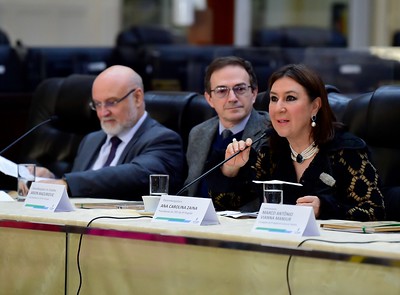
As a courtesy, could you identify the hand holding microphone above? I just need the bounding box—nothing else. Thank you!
[222,137,254,178]
[176,129,272,196]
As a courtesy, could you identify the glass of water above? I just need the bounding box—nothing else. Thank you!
[263,183,283,204]
[149,174,169,196]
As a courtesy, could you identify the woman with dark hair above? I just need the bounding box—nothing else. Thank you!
[210,64,385,221]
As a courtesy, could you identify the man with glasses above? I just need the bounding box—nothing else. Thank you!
[183,56,270,211]
[37,65,184,200]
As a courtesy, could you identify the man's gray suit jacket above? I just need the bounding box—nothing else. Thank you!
[185,109,270,198]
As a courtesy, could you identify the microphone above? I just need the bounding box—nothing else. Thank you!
[176,128,273,196]
[0,116,58,156]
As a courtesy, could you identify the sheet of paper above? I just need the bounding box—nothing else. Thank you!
[253,180,303,186]
[0,156,17,177]
[0,156,52,182]
[217,211,258,219]
[0,191,15,201]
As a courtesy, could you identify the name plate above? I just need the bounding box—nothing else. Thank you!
[24,182,75,212]
[152,195,219,225]
[252,203,319,236]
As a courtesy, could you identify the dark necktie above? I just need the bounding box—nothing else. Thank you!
[103,136,122,167]
[221,129,233,140]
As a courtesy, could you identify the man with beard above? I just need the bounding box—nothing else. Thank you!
[37,65,184,200]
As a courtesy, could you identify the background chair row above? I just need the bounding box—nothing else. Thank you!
[1,43,400,94]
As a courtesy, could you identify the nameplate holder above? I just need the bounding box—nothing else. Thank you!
[152,195,219,226]
[252,203,319,236]
[24,182,75,212]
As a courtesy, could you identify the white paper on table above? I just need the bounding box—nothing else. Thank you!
[253,180,303,186]
[217,211,258,218]
[0,156,49,181]
[18,164,33,178]
[0,156,18,177]
[0,191,15,201]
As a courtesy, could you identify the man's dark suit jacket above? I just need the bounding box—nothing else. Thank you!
[64,116,184,200]
[185,109,270,204]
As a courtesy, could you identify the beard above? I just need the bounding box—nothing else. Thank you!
[101,117,136,136]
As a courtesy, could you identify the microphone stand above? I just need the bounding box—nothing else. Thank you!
[0,117,55,155]
[176,130,271,196]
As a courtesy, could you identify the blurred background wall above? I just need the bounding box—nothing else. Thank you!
[0,0,399,48]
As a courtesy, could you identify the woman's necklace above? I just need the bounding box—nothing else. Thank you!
[289,141,319,164]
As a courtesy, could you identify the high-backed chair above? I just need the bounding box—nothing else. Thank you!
[342,85,400,220]
[0,45,24,92]
[144,91,215,150]
[19,74,98,177]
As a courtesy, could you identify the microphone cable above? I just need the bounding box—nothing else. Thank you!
[0,116,58,155]
[285,238,400,295]
[76,215,152,295]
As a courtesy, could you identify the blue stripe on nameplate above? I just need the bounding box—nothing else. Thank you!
[25,204,49,210]
[255,227,293,233]
[154,217,191,223]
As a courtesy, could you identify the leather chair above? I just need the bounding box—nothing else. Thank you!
[325,85,352,122]
[0,28,9,45]
[252,26,347,47]
[144,91,215,150]
[19,74,98,177]
[116,25,175,47]
[342,85,400,220]
[0,45,24,92]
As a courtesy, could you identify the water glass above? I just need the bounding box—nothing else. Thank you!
[263,183,283,204]
[17,163,36,202]
[149,174,169,196]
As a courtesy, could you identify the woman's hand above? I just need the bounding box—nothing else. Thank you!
[221,138,252,177]
[296,195,321,218]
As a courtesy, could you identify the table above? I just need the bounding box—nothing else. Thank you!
[1,199,400,295]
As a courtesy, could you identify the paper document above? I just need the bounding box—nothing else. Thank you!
[0,156,50,181]
[0,191,15,201]
[320,221,400,233]
[0,156,17,177]
[217,211,258,219]
[253,180,303,186]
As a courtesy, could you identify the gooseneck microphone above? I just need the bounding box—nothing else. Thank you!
[176,128,273,196]
[0,116,58,156]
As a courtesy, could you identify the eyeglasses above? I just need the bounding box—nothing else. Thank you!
[89,88,136,111]
[210,84,252,99]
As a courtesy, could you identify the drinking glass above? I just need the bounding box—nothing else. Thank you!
[17,163,36,202]
[149,174,169,196]
[263,183,283,204]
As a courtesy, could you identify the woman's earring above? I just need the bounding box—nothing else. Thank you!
[311,115,317,127]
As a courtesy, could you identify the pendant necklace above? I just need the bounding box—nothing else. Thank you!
[289,141,319,164]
